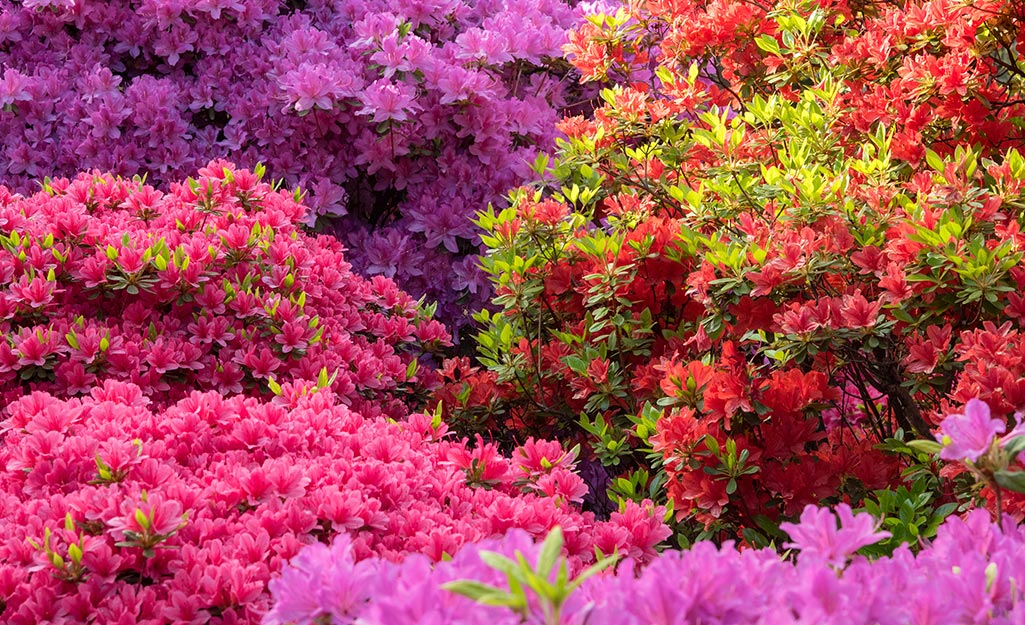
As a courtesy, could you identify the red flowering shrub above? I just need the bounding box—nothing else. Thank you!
[440,0,1025,542]
[565,0,1025,162]
[0,382,668,624]
[0,162,449,416]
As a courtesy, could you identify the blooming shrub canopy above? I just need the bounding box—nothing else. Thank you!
[268,505,1025,625]
[0,0,590,333]
[0,162,449,415]
[0,382,668,625]
[440,0,1025,542]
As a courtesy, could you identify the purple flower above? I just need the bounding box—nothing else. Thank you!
[937,399,1005,462]
[279,63,346,113]
[781,504,890,567]
[358,79,421,124]
[264,533,382,625]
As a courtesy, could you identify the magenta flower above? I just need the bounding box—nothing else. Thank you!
[937,399,1005,462]
[781,504,890,567]
[265,535,382,625]
[358,79,421,124]
[279,63,344,113]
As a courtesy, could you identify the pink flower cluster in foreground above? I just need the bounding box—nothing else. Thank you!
[0,383,668,624]
[0,162,449,415]
[270,506,1025,625]
[0,0,589,333]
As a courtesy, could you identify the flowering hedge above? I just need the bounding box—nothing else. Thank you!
[438,0,1025,541]
[0,0,589,333]
[0,162,449,415]
[0,382,668,624]
[268,505,1025,625]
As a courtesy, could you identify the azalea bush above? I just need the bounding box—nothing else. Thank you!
[268,505,1025,625]
[0,0,590,334]
[0,162,449,415]
[0,382,668,625]
[564,0,1025,159]
[438,0,1025,542]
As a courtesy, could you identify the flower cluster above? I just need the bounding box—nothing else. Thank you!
[269,506,1025,625]
[0,0,590,334]
[565,0,1025,162]
[0,163,449,415]
[927,399,1025,521]
[0,383,668,624]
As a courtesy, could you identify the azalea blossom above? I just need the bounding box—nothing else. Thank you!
[781,504,890,567]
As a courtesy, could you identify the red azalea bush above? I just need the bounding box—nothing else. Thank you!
[438,0,1025,542]
[0,0,592,334]
[0,162,449,415]
[565,0,1025,162]
[0,381,668,624]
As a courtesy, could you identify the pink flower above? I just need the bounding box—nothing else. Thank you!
[937,399,1009,463]
[107,495,187,543]
[781,504,890,567]
[15,330,57,367]
[265,534,382,625]
[274,321,309,354]
[8,274,58,309]
[357,79,421,124]
[279,63,346,113]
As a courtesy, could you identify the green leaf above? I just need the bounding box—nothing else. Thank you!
[906,439,943,455]
[994,469,1025,494]
[925,149,944,172]
[441,580,509,602]
[567,552,619,593]
[1002,435,1025,457]
[536,526,564,577]
[479,551,524,581]
[755,34,780,55]
[563,355,589,375]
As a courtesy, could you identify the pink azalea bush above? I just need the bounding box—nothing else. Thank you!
[0,162,449,415]
[0,382,668,624]
[0,0,590,333]
[269,506,1025,625]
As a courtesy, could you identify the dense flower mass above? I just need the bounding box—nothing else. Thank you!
[0,383,668,624]
[0,0,589,333]
[4,0,1025,622]
[444,0,1025,542]
[0,162,448,415]
[268,508,1025,625]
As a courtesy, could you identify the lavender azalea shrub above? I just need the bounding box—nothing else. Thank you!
[0,0,587,334]
[268,505,1025,625]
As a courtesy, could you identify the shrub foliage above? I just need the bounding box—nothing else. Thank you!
[0,162,448,415]
[439,0,1025,542]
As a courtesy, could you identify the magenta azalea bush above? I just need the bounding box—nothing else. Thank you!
[0,0,589,332]
[269,506,1025,625]
[0,162,448,415]
[0,382,668,624]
